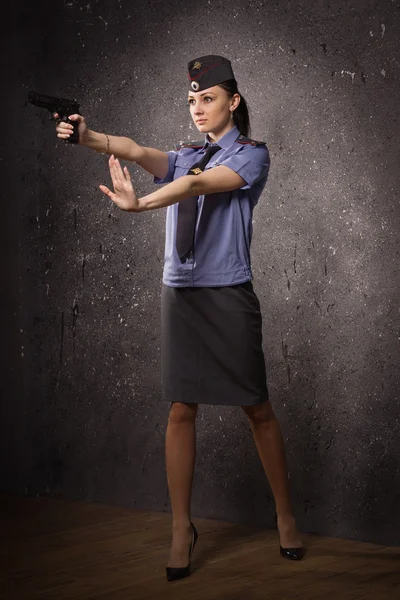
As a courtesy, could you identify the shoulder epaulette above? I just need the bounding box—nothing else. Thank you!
[174,140,204,151]
[236,134,266,147]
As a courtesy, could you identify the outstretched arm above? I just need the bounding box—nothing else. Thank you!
[55,114,170,180]
[137,165,247,211]
[81,131,170,180]
[99,155,246,212]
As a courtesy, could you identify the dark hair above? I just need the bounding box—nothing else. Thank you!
[218,79,251,137]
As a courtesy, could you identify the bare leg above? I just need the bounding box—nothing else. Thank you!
[165,401,198,567]
[242,400,303,548]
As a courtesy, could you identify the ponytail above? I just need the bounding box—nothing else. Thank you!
[218,79,251,137]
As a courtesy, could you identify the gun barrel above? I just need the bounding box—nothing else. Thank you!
[28,91,79,110]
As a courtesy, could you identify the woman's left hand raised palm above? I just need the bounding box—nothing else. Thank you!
[99,154,140,212]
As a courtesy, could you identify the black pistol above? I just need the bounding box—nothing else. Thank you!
[28,91,81,144]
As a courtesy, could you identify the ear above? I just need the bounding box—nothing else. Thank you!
[233,93,241,111]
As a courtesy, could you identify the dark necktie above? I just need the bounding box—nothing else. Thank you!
[176,144,221,262]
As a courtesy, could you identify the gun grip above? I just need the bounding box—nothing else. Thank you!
[58,115,79,144]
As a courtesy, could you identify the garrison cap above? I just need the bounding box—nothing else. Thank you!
[188,55,235,92]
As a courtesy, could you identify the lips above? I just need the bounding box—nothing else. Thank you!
[196,119,207,123]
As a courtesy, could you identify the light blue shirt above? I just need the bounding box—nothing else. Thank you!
[153,124,270,287]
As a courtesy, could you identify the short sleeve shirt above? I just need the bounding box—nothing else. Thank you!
[153,125,270,287]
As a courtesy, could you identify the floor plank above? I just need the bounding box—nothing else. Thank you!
[2,493,399,600]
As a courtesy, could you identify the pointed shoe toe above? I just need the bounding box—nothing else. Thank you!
[166,564,191,581]
[279,545,306,560]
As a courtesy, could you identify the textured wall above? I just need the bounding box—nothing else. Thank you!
[2,0,400,546]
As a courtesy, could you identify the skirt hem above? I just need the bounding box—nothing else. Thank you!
[162,392,269,406]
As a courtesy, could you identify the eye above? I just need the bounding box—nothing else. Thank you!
[186,97,213,106]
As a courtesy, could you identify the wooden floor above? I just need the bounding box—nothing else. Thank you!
[2,493,399,600]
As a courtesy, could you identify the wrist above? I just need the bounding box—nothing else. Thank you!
[81,129,103,150]
[132,199,146,213]
[126,199,146,213]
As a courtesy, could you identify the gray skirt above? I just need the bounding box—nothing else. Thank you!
[160,280,269,406]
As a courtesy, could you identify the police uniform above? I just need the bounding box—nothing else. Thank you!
[156,55,271,406]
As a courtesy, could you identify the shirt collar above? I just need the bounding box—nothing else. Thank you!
[203,124,240,150]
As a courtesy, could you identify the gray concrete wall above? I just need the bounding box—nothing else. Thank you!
[2,0,399,545]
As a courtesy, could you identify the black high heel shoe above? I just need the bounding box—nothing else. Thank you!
[166,521,198,582]
[274,512,306,560]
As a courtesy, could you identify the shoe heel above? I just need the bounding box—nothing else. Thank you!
[166,521,198,581]
[275,512,306,561]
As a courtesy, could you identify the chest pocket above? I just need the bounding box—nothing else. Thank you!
[173,155,194,179]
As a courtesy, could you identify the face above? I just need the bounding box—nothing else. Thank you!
[187,85,240,134]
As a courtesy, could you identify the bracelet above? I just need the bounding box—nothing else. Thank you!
[105,133,110,154]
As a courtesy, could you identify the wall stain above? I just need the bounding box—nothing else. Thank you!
[284,269,291,290]
[59,311,64,365]
[281,333,291,385]
[72,300,79,353]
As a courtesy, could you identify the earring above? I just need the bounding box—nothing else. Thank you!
[230,111,234,119]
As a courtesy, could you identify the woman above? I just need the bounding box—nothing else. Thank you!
[54,54,306,582]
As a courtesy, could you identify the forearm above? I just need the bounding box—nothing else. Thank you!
[82,131,169,179]
[135,175,195,212]
[81,129,141,161]
[134,146,171,179]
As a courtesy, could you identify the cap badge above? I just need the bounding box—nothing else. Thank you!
[191,80,200,91]
[192,61,202,70]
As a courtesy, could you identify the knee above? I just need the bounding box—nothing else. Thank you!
[242,400,276,428]
[168,402,198,426]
